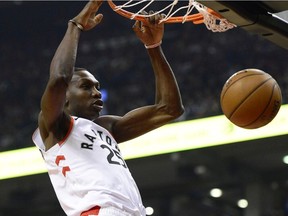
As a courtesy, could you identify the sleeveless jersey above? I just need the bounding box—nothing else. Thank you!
[32,117,146,216]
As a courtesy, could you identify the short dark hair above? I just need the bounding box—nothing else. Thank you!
[74,67,87,73]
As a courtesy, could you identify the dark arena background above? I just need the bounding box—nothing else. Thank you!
[0,1,288,216]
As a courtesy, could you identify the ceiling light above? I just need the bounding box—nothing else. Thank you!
[145,207,154,215]
[283,155,288,164]
[210,188,223,198]
[237,199,248,208]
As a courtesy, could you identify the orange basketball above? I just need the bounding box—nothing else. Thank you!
[220,69,282,129]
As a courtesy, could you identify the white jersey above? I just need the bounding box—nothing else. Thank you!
[32,117,146,216]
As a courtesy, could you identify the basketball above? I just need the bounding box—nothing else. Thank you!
[220,69,282,129]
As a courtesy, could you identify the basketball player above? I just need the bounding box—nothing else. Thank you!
[32,0,184,215]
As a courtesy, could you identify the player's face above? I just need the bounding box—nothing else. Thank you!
[66,70,103,120]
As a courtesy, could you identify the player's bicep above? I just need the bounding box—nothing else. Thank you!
[110,105,175,143]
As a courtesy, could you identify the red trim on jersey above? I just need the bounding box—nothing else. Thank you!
[55,155,66,165]
[55,155,71,177]
[81,206,101,216]
[59,117,74,145]
[62,166,71,177]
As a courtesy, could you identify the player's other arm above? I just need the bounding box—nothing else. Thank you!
[103,46,184,143]
[98,14,184,143]
[134,13,184,124]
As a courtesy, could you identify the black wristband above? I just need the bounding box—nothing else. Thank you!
[69,20,84,31]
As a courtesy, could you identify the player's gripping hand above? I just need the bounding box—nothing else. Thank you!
[132,11,165,47]
[71,0,103,31]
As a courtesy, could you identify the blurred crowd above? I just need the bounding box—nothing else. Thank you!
[0,2,287,152]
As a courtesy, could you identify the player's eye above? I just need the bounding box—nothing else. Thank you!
[80,84,90,89]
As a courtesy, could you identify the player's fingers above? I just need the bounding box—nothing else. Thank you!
[140,10,148,16]
[132,20,141,30]
[132,20,144,34]
[89,0,103,11]
[143,10,154,24]
[154,13,163,24]
[93,13,103,24]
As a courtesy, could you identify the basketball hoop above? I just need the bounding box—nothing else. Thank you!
[107,0,237,32]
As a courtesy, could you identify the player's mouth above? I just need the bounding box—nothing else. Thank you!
[92,100,103,110]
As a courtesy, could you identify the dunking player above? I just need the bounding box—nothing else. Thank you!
[32,0,184,215]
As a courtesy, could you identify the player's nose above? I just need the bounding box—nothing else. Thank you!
[92,87,102,98]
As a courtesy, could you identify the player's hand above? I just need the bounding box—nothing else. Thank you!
[72,0,103,31]
[132,11,164,47]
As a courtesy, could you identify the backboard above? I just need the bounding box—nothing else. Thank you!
[198,1,288,49]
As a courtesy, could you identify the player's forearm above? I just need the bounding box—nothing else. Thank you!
[147,46,184,117]
[49,22,81,84]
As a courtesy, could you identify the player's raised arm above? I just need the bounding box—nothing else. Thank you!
[101,13,184,143]
[39,0,103,146]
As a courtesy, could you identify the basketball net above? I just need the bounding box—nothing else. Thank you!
[107,0,237,32]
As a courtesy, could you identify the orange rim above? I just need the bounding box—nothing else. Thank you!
[107,0,222,24]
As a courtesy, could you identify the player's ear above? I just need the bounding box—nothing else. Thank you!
[65,91,70,107]
[64,99,71,115]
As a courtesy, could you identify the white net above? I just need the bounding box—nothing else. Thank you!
[109,0,237,32]
[193,2,237,32]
